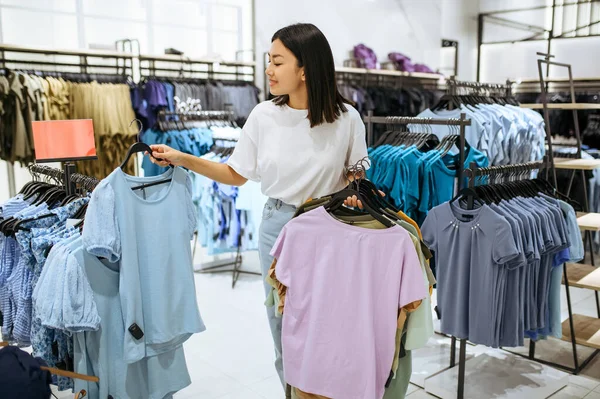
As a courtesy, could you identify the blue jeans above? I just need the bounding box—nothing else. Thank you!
[258,198,296,387]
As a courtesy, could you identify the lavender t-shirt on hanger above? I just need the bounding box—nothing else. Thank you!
[271,206,426,399]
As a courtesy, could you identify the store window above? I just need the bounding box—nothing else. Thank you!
[0,0,252,61]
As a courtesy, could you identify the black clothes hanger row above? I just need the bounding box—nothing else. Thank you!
[323,157,400,228]
[0,165,96,237]
[433,78,518,110]
[451,158,582,210]
[155,110,237,132]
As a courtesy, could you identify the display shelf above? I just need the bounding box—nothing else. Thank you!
[561,314,600,350]
[576,212,600,231]
[0,43,134,59]
[554,158,600,170]
[335,66,443,80]
[563,263,600,290]
[139,53,256,68]
[520,103,600,110]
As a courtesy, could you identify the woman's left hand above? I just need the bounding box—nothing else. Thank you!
[344,191,386,209]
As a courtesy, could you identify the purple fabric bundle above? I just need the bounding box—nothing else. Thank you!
[388,52,435,74]
[353,44,379,69]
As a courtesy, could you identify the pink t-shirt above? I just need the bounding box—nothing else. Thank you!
[271,206,426,399]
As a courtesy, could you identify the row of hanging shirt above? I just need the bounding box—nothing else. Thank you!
[266,175,434,399]
[367,128,489,225]
[142,117,263,255]
[0,70,139,178]
[337,81,439,117]
[421,177,583,348]
[0,178,91,391]
[415,95,546,165]
[191,140,264,255]
[1,161,206,397]
[131,78,260,130]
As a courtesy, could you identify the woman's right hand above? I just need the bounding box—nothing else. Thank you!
[148,144,187,167]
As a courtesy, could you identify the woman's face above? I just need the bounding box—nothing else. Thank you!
[266,39,305,97]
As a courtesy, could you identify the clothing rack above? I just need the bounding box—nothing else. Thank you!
[1,43,258,198]
[29,164,99,195]
[363,111,471,189]
[139,54,255,82]
[525,54,600,375]
[444,76,513,98]
[0,44,134,198]
[512,77,600,94]
[179,112,260,289]
[157,109,236,122]
[0,44,134,76]
[335,66,442,90]
[451,159,549,399]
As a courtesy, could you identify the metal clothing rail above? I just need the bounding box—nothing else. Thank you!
[139,54,255,82]
[452,158,549,399]
[445,76,513,98]
[518,53,600,375]
[363,112,472,189]
[0,43,134,76]
[512,77,600,93]
[181,111,260,289]
[29,164,99,195]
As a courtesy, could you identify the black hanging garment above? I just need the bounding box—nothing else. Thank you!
[0,346,52,399]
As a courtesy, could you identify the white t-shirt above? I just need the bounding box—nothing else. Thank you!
[227,100,369,207]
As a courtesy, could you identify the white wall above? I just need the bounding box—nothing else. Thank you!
[441,0,481,81]
[253,0,446,96]
[478,0,600,82]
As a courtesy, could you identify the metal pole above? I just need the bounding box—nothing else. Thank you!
[450,336,456,367]
[538,58,558,187]
[458,339,467,399]
[63,162,76,196]
[458,113,467,190]
[7,162,16,197]
[476,14,484,82]
[546,0,558,79]
[367,110,374,148]
[563,264,581,373]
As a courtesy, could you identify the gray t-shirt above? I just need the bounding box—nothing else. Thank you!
[422,202,519,345]
[490,203,527,347]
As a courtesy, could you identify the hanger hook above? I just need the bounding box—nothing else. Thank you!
[129,118,144,142]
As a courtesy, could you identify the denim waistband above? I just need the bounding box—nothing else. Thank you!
[266,198,296,211]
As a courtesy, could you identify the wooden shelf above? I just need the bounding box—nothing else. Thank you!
[577,212,600,231]
[520,103,600,110]
[554,158,600,170]
[563,263,600,290]
[562,314,600,350]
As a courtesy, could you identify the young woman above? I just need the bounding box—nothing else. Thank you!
[149,23,369,390]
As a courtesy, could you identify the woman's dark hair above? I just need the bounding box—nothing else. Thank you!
[271,23,349,128]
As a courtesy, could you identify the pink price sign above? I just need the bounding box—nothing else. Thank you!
[32,119,97,163]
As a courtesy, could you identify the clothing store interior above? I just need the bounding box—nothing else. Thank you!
[3,1,600,398]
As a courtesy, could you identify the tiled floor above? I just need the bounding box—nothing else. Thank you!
[49,250,600,398]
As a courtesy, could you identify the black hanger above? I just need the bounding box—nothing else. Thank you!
[449,186,482,207]
[120,119,171,170]
[325,187,394,228]
[33,186,66,207]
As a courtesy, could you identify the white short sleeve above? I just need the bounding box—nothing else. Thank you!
[345,108,370,169]
[227,107,260,182]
